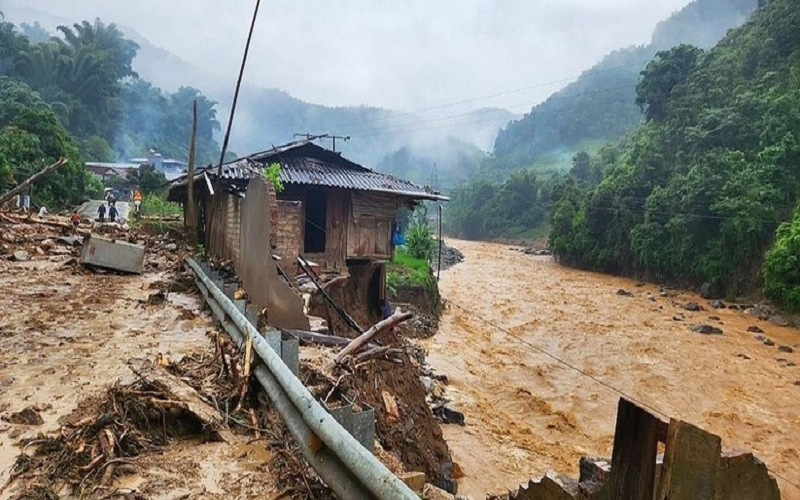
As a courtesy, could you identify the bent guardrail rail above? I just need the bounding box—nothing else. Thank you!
[186,257,417,500]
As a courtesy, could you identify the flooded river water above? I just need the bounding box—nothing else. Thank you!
[425,239,800,499]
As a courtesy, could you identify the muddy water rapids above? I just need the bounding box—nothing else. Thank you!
[425,239,800,499]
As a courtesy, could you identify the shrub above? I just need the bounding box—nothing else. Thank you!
[764,209,800,311]
[406,223,436,261]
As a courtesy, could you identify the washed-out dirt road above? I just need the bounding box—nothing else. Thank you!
[425,239,800,499]
[0,257,278,499]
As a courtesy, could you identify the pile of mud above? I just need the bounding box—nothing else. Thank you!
[307,264,457,492]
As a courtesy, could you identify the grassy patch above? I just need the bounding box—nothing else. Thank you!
[387,248,437,300]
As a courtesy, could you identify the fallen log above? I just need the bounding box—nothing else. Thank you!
[333,309,413,365]
[128,360,234,442]
[0,157,68,207]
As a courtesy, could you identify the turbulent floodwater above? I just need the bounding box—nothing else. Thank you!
[425,239,800,499]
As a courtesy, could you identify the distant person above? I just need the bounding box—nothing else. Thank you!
[37,206,48,219]
[70,211,81,235]
[97,203,107,222]
[133,189,143,214]
[108,204,118,223]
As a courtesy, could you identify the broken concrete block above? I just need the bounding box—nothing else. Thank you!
[423,483,456,500]
[80,234,144,274]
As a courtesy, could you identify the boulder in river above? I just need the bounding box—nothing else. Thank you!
[683,302,702,311]
[709,299,726,309]
[769,315,790,327]
[616,289,633,297]
[747,326,764,333]
[691,324,723,335]
[778,345,794,354]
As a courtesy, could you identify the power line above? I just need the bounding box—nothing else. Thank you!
[442,299,800,493]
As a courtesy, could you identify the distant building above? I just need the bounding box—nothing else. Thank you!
[129,150,187,181]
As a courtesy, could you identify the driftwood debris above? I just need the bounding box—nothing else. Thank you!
[333,309,413,365]
[0,157,68,207]
[354,346,403,364]
[128,360,234,442]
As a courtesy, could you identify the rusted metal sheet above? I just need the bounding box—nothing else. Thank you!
[237,177,309,330]
[80,234,144,274]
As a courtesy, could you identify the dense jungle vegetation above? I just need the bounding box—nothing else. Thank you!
[0,17,220,208]
[549,0,800,308]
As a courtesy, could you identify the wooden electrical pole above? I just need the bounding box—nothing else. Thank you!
[186,100,198,242]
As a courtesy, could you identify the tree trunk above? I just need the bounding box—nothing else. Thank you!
[0,158,68,207]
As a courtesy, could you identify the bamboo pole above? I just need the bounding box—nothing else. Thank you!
[333,309,413,365]
[186,100,198,242]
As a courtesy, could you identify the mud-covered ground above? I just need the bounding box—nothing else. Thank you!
[0,257,279,499]
[425,239,800,500]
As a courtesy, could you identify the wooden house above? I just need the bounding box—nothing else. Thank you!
[167,141,448,273]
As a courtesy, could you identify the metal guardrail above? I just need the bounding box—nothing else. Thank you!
[186,258,418,500]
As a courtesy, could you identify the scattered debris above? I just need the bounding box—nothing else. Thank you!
[616,289,633,297]
[11,250,29,262]
[2,407,44,426]
[691,324,723,335]
[432,405,466,426]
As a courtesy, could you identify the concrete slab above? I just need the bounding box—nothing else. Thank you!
[80,234,144,274]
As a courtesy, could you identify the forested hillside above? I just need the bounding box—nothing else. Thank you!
[0,17,221,208]
[550,0,800,308]
[491,0,757,173]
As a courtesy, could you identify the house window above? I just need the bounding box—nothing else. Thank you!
[304,188,327,253]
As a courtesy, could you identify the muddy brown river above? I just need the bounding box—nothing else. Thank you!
[425,240,800,499]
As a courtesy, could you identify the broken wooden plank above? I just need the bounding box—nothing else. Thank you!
[655,419,721,500]
[128,360,234,442]
[714,449,781,500]
[596,398,660,500]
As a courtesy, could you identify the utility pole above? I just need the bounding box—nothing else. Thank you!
[186,99,198,243]
[329,135,350,153]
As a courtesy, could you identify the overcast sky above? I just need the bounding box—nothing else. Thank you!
[3,0,692,112]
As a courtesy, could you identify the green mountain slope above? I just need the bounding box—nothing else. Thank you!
[492,0,758,173]
[550,0,800,305]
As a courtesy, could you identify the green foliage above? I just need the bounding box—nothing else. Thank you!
[550,0,800,297]
[636,45,705,121]
[262,162,284,193]
[444,171,559,240]
[491,0,757,174]
[405,223,436,261]
[140,193,182,217]
[126,164,168,196]
[764,208,800,311]
[387,248,437,299]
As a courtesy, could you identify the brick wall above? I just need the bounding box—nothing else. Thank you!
[275,200,303,264]
[225,194,241,264]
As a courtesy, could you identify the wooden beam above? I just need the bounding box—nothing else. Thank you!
[655,420,721,500]
[333,309,412,365]
[597,398,660,500]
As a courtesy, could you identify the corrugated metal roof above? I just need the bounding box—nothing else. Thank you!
[169,141,448,201]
